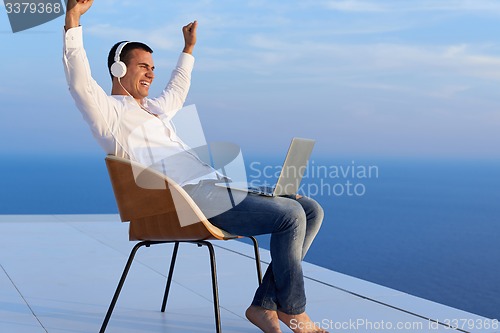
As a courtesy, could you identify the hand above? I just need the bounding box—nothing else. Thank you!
[182,21,198,54]
[65,0,94,30]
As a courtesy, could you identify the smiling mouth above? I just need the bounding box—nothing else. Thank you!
[140,80,150,87]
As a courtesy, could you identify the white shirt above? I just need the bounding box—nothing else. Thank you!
[63,26,218,186]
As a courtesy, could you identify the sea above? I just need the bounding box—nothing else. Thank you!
[1,153,499,320]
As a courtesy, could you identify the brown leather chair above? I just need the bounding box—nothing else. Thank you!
[100,155,262,333]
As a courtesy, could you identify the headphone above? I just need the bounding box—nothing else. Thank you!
[110,41,130,78]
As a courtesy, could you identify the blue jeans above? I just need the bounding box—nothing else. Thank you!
[183,180,324,315]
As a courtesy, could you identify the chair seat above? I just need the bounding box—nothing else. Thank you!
[129,213,239,241]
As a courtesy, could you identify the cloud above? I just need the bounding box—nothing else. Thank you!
[428,85,471,99]
[84,0,500,94]
[323,0,500,13]
[237,33,500,81]
[87,24,142,40]
[86,24,176,50]
[324,0,385,12]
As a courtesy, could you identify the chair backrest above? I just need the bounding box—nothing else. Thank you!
[105,155,235,241]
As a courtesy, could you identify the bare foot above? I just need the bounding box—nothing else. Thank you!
[277,311,328,333]
[246,305,282,333]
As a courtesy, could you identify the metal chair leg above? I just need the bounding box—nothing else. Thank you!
[101,238,255,333]
[197,240,222,333]
[160,240,221,333]
[248,236,263,284]
[99,241,149,333]
[161,241,179,312]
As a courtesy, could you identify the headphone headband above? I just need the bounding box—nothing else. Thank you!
[114,41,130,63]
[111,41,131,79]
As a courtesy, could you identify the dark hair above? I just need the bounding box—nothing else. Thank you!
[107,41,154,79]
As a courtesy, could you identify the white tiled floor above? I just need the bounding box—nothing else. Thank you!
[0,215,497,333]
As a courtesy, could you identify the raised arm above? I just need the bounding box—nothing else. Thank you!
[65,0,94,30]
[63,0,119,154]
[182,21,197,55]
[147,22,198,117]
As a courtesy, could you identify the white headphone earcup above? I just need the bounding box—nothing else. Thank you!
[111,61,127,78]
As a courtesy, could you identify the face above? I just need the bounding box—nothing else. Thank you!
[119,49,155,101]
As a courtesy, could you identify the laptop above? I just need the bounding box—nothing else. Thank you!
[215,137,315,196]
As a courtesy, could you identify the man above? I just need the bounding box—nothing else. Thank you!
[63,1,326,332]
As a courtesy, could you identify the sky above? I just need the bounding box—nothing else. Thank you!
[1,0,499,159]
